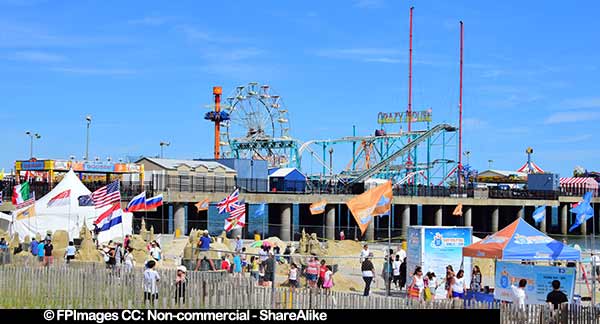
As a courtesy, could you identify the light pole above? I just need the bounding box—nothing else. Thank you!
[463,151,471,165]
[85,116,92,160]
[488,159,494,169]
[328,147,333,178]
[160,141,170,159]
[25,131,41,158]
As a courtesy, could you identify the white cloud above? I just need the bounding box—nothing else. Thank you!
[202,47,265,62]
[49,67,136,75]
[561,97,600,109]
[547,134,593,144]
[10,50,65,62]
[544,111,600,124]
[176,25,244,44]
[128,16,172,26]
[353,0,384,9]
[316,48,402,64]
[364,57,402,64]
[462,118,489,130]
[0,21,130,48]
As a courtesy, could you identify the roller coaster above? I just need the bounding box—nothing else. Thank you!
[204,82,459,187]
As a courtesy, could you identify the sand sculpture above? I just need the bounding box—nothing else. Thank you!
[298,229,327,256]
[76,224,103,262]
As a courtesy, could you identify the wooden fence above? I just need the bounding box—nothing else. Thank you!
[0,264,598,323]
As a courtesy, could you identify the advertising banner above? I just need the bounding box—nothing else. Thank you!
[494,261,576,304]
[422,227,472,298]
[21,161,45,170]
[83,161,114,172]
[53,160,70,170]
[406,227,423,290]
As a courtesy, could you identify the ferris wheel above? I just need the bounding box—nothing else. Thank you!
[219,82,294,167]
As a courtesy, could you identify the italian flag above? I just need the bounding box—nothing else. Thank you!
[12,182,30,205]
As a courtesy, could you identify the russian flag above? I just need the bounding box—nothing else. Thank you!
[125,191,146,212]
[146,194,163,210]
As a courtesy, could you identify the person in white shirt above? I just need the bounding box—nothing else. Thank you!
[149,241,161,261]
[143,260,161,304]
[395,245,407,263]
[451,269,467,299]
[64,241,76,264]
[124,247,135,273]
[359,244,370,264]
[258,246,269,262]
[511,279,527,308]
[392,254,402,290]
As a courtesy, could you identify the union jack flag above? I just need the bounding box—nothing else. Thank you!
[91,180,121,209]
[224,201,246,232]
[229,201,246,218]
[217,188,239,214]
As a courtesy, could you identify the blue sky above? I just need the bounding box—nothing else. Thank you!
[1,0,599,177]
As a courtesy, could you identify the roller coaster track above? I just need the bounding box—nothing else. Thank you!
[346,123,457,186]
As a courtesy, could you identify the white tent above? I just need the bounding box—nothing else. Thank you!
[10,170,132,241]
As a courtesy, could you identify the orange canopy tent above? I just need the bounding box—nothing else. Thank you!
[463,218,580,261]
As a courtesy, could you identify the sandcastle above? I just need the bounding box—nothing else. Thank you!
[76,224,103,262]
[298,229,327,256]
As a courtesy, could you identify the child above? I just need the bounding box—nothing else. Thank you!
[232,253,243,278]
[221,255,231,272]
[241,247,248,271]
[143,260,160,305]
[392,255,402,290]
[175,265,187,304]
[289,263,299,291]
[323,265,334,293]
[258,262,266,286]
[250,256,260,281]
[124,247,134,273]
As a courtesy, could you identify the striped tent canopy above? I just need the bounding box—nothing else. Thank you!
[560,177,598,196]
[516,161,544,174]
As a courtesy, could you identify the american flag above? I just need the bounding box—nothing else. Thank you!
[217,188,239,214]
[91,180,121,209]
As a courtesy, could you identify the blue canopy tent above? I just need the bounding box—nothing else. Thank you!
[268,168,306,193]
[463,217,580,261]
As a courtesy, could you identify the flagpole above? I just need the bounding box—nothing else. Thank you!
[387,213,391,297]
[68,194,72,242]
[592,200,596,307]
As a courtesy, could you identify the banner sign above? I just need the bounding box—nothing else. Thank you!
[406,227,423,292]
[494,261,576,304]
[407,226,472,299]
[53,160,70,170]
[83,161,114,172]
[423,227,472,298]
[20,161,45,170]
[377,109,432,124]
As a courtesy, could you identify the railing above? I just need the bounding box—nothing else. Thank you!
[1,178,596,202]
